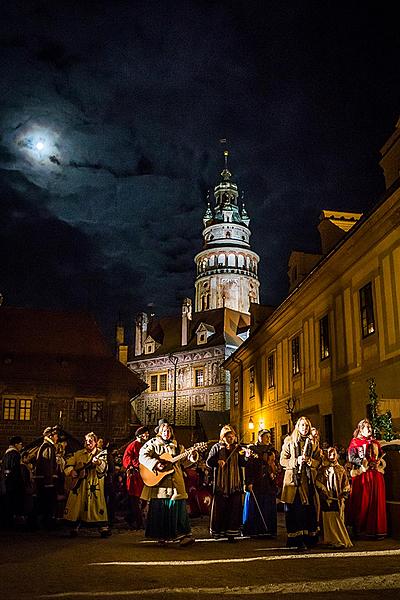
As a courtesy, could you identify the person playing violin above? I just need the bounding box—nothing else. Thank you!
[243,429,279,538]
[206,424,249,543]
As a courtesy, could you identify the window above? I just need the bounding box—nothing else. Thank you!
[76,400,104,423]
[2,397,32,421]
[150,375,158,392]
[3,398,16,420]
[19,399,32,421]
[76,401,90,422]
[359,282,375,338]
[291,336,300,375]
[319,315,330,360]
[91,402,104,423]
[269,427,276,448]
[195,368,204,387]
[267,354,275,388]
[234,378,239,405]
[249,366,255,398]
[159,373,167,391]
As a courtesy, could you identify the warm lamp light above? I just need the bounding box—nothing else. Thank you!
[248,416,254,430]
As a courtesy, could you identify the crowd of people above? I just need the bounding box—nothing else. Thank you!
[0,415,388,549]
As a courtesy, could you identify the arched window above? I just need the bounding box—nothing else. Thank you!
[218,253,225,266]
[238,255,245,268]
[228,254,235,267]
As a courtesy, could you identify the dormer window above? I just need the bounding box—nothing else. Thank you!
[144,336,156,354]
[196,322,216,345]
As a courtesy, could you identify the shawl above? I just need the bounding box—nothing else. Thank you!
[216,445,242,497]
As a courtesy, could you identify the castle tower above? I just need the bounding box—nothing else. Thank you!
[194,150,260,313]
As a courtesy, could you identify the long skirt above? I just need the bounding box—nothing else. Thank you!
[285,490,318,548]
[348,470,386,537]
[322,508,353,548]
[145,498,191,540]
[242,491,277,536]
[210,491,243,538]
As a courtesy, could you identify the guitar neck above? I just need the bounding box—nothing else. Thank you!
[170,447,194,464]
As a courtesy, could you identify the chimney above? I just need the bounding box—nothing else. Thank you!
[181,298,192,346]
[134,312,148,356]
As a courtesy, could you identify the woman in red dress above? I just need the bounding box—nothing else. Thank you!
[347,418,387,538]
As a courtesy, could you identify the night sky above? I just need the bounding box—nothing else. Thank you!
[1,1,399,344]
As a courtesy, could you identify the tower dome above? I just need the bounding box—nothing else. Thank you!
[194,150,260,313]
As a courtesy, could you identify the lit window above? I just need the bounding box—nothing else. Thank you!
[234,378,239,405]
[159,373,167,391]
[320,315,330,360]
[150,375,158,392]
[249,366,255,397]
[19,399,32,421]
[359,282,375,338]
[195,368,204,387]
[291,336,300,375]
[3,398,16,420]
[267,355,275,388]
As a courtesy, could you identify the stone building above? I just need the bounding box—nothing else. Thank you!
[127,152,265,442]
[0,307,146,452]
[224,119,400,449]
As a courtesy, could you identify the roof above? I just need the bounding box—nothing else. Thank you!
[131,307,251,360]
[0,307,147,394]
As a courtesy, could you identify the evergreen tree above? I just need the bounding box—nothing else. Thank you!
[368,377,395,441]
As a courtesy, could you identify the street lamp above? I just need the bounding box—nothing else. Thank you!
[248,416,255,442]
[168,354,179,425]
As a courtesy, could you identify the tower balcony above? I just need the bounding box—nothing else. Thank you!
[195,266,259,280]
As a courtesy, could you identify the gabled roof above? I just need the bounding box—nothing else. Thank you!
[0,307,147,394]
[131,307,251,360]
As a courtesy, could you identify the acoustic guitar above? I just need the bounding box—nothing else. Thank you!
[65,449,108,492]
[140,442,208,487]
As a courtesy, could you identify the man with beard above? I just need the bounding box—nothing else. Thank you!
[64,432,110,538]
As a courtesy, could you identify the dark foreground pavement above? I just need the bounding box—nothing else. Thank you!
[1,514,400,600]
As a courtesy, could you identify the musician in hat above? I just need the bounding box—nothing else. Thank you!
[64,432,110,537]
[35,426,59,529]
[280,416,320,550]
[139,419,198,547]
[243,429,279,538]
[122,426,150,529]
[206,424,249,543]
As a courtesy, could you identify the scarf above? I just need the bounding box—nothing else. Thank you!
[216,444,242,496]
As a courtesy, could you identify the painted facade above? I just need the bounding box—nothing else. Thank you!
[225,121,400,449]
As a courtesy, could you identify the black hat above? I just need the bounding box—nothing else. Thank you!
[135,426,149,438]
[10,435,23,446]
[43,425,59,437]
[154,418,171,434]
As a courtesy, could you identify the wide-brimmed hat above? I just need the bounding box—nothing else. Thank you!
[43,425,59,437]
[155,419,172,434]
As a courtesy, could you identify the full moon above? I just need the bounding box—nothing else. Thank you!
[36,141,44,151]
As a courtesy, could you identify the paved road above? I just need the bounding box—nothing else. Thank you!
[1,515,400,600]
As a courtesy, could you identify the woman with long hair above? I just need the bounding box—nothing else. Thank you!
[206,425,248,543]
[347,418,386,538]
[280,416,320,550]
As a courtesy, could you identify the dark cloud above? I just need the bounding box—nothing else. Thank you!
[0,0,399,343]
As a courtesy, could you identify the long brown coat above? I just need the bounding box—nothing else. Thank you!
[280,435,321,504]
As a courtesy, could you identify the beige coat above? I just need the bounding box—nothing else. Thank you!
[280,435,321,504]
[139,436,195,501]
